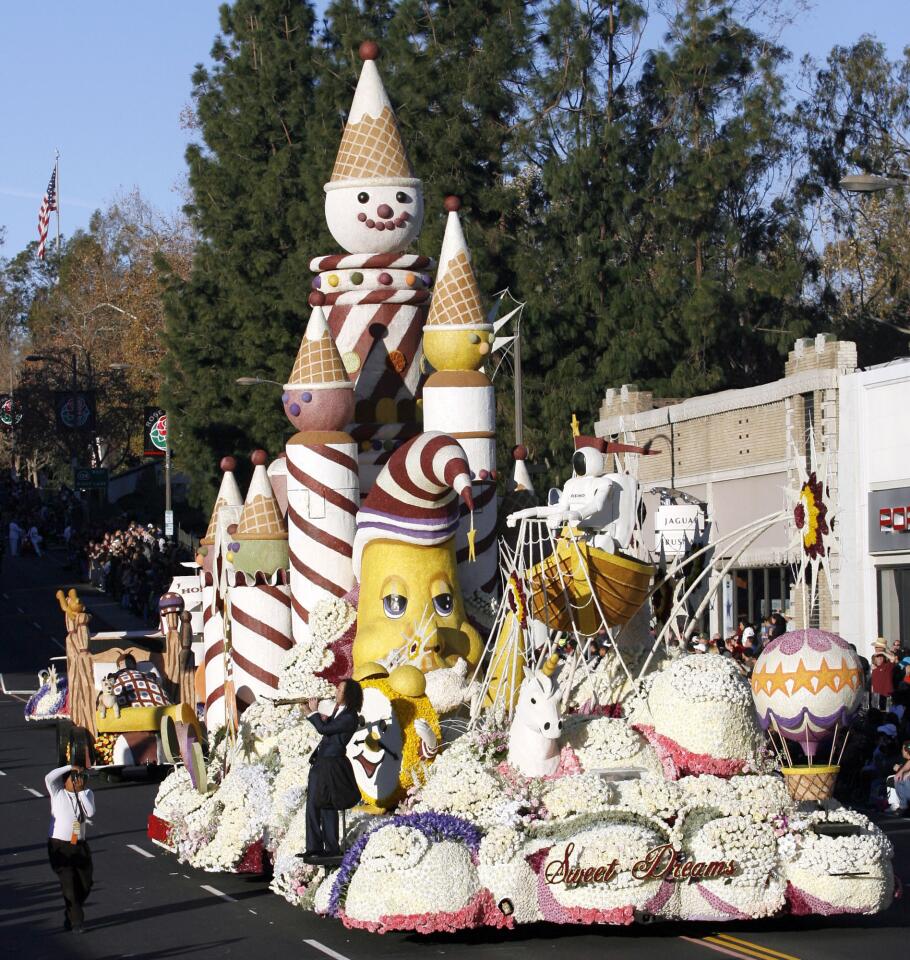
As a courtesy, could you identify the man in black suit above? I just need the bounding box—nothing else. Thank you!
[304,679,363,861]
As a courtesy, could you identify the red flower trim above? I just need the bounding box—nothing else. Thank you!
[339,888,513,934]
[633,724,746,780]
[785,882,866,917]
[536,866,636,925]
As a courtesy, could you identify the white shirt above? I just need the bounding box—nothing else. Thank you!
[46,766,95,842]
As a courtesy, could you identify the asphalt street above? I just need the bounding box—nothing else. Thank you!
[1,551,908,960]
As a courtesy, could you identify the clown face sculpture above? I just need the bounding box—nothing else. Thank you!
[325,181,424,255]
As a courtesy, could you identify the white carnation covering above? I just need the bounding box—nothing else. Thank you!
[344,827,481,922]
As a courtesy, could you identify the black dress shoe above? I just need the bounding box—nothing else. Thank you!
[63,916,72,932]
[301,852,323,864]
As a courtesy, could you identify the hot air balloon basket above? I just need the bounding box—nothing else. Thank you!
[781,765,839,803]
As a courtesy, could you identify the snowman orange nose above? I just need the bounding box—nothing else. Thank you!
[377,203,393,219]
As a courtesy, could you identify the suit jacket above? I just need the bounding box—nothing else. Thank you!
[307,707,358,759]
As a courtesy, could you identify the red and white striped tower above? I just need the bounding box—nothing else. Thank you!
[283,305,358,644]
[314,41,432,494]
[226,450,292,709]
[198,457,242,733]
[421,199,498,597]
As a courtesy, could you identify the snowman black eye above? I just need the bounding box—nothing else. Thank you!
[357,191,370,204]
[396,191,412,204]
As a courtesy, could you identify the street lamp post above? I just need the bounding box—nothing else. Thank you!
[839,173,906,193]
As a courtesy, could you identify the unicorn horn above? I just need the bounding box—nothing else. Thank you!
[540,653,560,677]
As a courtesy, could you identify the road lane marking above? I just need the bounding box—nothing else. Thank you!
[304,940,354,960]
[680,938,754,960]
[32,621,43,630]
[16,607,25,614]
[712,935,800,960]
[0,770,6,775]
[201,884,237,902]
[126,844,154,858]
[24,787,43,797]
[248,909,257,915]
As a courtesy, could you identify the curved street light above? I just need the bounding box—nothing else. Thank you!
[839,173,906,193]
[235,376,281,386]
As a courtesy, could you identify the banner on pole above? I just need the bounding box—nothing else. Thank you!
[144,407,167,457]
[0,395,23,429]
[54,391,95,431]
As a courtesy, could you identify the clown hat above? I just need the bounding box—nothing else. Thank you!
[425,197,488,329]
[201,456,243,545]
[511,445,535,494]
[354,431,474,576]
[326,42,417,190]
[235,450,287,541]
[286,305,351,388]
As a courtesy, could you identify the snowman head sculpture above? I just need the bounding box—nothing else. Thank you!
[324,42,424,255]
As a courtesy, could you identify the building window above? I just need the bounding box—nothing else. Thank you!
[877,566,910,651]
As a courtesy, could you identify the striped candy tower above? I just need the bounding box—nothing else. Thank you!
[315,41,432,494]
[421,198,499,597]
[283,305,358,644]
[198,457,242,733]
[225,450,292,709]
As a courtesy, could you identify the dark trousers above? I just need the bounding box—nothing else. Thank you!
[305,792,340,856]
[48,838,93,927]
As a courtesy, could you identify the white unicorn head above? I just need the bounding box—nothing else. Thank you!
[507,654,564,777]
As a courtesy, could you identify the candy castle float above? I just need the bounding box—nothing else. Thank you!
[150,43,896,932]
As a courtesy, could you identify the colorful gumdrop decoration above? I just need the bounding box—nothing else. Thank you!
[751,628,864,801]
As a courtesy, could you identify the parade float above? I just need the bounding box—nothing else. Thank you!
[144,43,895,932]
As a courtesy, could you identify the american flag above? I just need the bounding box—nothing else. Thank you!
[37,167,57,260]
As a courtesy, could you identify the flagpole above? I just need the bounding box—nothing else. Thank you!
[54,150,61,266]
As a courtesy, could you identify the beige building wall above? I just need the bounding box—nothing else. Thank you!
[595,335,858,635]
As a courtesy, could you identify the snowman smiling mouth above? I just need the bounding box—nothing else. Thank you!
[357,210,412,231]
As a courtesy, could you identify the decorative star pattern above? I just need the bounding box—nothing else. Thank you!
[751,657,862,697]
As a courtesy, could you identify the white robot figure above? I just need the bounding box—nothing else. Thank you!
[507,437,655,554]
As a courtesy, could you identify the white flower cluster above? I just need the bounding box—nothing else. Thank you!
[686,815,779,886]
[153,766,206,824]
[548,823,666,911]
[309,596,356,645]
[676,775,793,822]
[543,774,615,819]
[423,659,475,715]
[614,776,682,821]
[358,825,430,874]
[629,655,764,761]
[780,807,894,914]
[412,750,503,827]
[478,825,525,867]
[564,717,662,775]
[277,638,335,700]
[189,762,273,872]
[345,835,480,923]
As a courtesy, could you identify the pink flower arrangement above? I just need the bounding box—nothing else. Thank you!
[536,869,635,925]
[785,883,864,917]
[633,724,745,780]
[339,889,513,934]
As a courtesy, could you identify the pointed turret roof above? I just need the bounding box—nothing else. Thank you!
[426,197,487,328]
[235,451,287,541]
[200,457,243,545]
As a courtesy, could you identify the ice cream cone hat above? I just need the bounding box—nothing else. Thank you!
[235,450,287,541]
[286,305,351,389]
[326,41,418,191]
[425,197,489,329]
[201,456,243,546]
[353,432,475,577]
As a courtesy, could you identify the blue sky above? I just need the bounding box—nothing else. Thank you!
[1,1,908,257]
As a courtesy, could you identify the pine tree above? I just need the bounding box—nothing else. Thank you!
[160,0,325,508]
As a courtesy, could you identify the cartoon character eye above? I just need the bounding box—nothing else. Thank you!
[432,592,454,617]
[383,593,407,619]
[396,191,412,204]
[357,191,370,204]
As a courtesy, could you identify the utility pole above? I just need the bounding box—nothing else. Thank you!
[164,417,173,541]
[514,317,524,448]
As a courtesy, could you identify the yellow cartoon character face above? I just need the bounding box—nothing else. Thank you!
[354,539,483,672]
[423,325,493,372]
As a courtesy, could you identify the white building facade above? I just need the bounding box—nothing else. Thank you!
[838,357,910,654]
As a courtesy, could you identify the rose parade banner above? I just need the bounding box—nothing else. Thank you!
[144,407,167,457]
[54,390,95,432]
